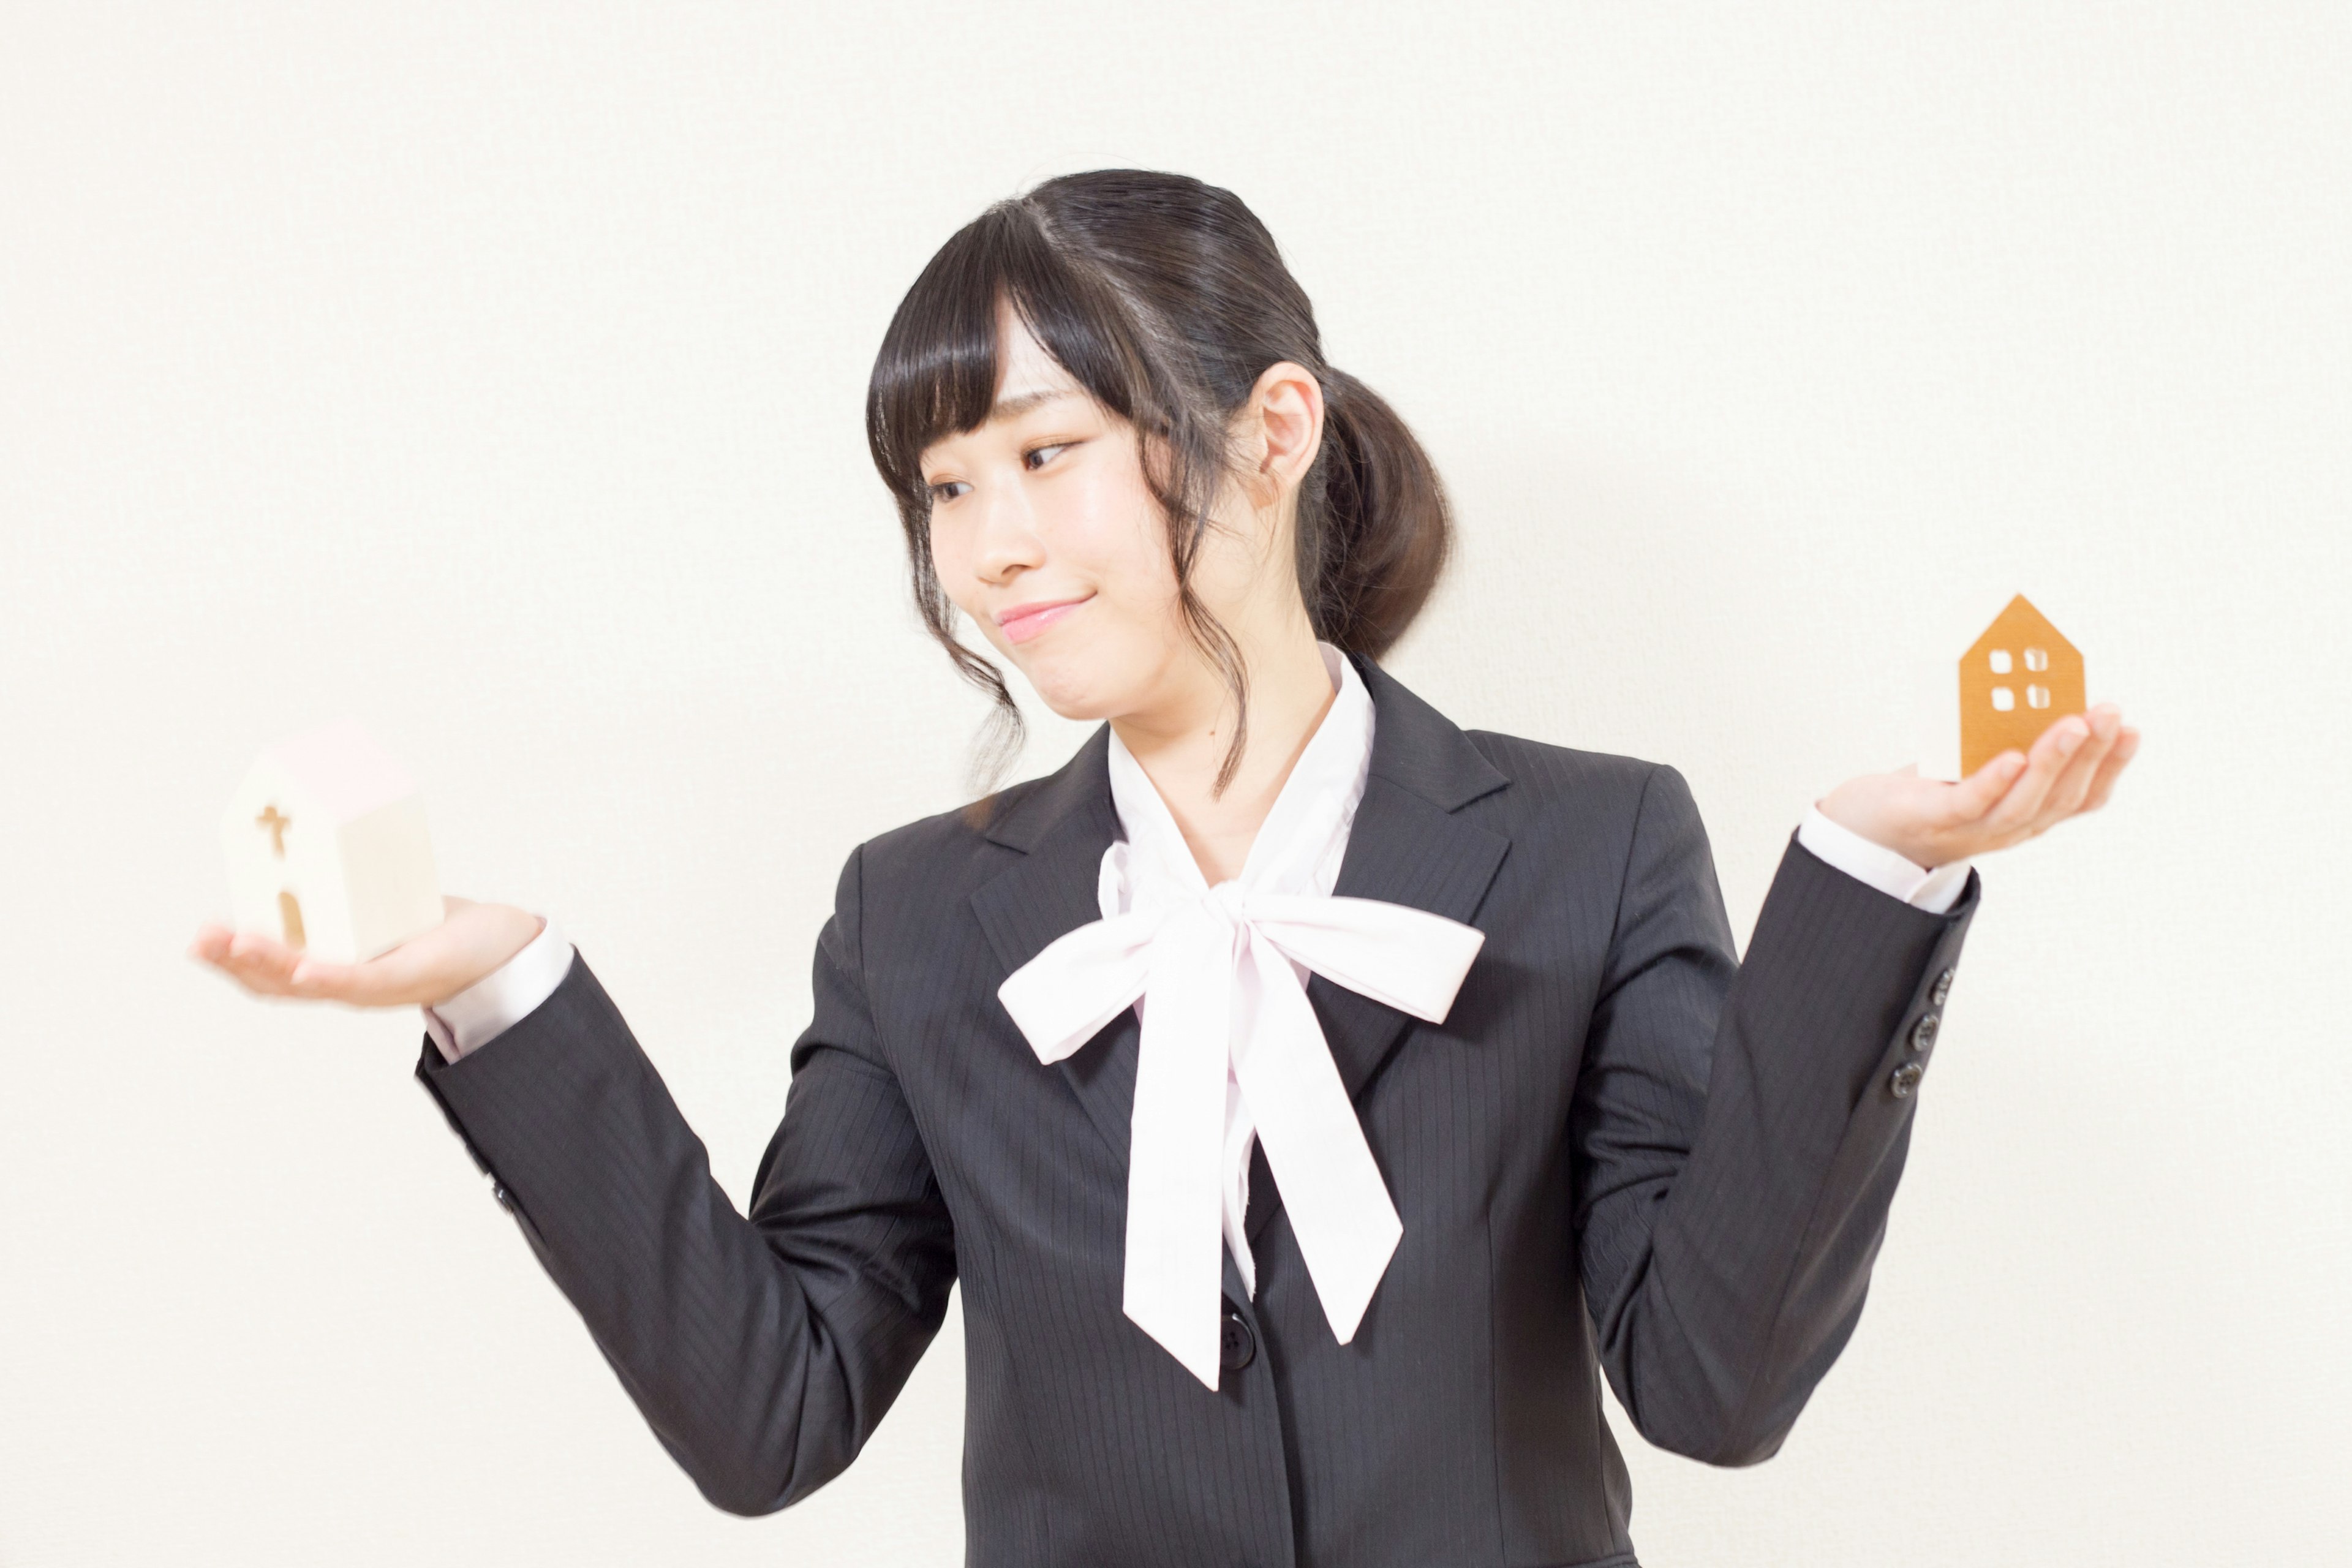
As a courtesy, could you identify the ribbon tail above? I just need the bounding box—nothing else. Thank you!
[997,908,1162,1064]
[1232,926,1401,1347]
[1120,904,1232,1389]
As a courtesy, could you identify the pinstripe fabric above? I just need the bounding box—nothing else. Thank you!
[413,652,1981,1567]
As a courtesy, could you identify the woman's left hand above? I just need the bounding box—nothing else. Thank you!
[1815,703,2141,870]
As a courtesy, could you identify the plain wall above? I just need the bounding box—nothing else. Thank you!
[3,3,2345,1562]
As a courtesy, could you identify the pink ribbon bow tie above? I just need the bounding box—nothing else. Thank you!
[998,880,1486,1389]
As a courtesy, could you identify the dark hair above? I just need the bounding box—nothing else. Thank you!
[865,168,1452,797]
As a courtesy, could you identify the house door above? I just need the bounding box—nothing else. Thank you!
[278,890,307,949]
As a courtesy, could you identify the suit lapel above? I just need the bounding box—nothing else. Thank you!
[1249,654,1511,1240]
[1311,773,1512,1100]
[966,656,1514,1239]
[968,726,1141,1166]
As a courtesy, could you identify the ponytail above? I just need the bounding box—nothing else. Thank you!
[1297,367,1453,659]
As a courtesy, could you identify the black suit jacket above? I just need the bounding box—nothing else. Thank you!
[415,651,1980,1568]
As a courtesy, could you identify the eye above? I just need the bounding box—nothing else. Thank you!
[1024,442,1072,470]
[926,478,969,505]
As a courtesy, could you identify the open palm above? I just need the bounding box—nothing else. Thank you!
[1817,703,2140,870]
[187,895,543,1010]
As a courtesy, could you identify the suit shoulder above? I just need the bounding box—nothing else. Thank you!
[1455,729,1709,878]
[1460,728,1666,816]
[848,775,1039,900]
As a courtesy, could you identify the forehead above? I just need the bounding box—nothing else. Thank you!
[992,296,1080,401]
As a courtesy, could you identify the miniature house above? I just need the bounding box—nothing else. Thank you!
[219,717,444,963]
[1958,594,2087,777]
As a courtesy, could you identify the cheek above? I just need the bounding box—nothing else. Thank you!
[1050,464,1178,617]
[1003,470,1185,715]
[926,526,982,617]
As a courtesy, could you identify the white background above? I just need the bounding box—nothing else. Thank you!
[4,4,2345,1563]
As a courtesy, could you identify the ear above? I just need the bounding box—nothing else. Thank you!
[1238,360,1325,511]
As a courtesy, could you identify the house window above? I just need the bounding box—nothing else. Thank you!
[1991,687,2015,711]
[2027,685,2051,709]
[2024,647,2048,671]
[1989,649,2013,674]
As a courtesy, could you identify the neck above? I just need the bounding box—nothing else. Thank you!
[1109,614,1337,885]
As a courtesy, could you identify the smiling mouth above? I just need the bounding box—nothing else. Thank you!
[997,595,1093,644]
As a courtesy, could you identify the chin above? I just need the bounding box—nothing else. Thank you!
[1013,646,1132,723]
[1026,673,1117,722]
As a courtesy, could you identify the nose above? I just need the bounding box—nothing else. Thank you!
[971,480,1046,586]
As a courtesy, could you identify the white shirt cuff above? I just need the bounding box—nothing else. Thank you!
[421,915,575,1063]
[1796,805,1973,915]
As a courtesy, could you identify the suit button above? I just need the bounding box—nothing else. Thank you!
[491,1180,515,1213]
[1889,1060,1926,1099]
[1910,1014,1939,1053]
[1219,1312,1256,1371]
[1930,967,1954,1008]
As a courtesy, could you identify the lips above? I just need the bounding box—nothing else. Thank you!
[996,594,1092,644]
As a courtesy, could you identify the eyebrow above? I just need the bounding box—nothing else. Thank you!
[983,388,1080,425]
[922,389,1085,479]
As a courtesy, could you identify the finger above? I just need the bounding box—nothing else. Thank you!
[1947,750,2031,823]
[226,929,301,978]
[221,954,300,997]
[205,919,458,1006]
[2076,725,2140,813]
[220,930,315,997]
[283,954,365,1000]
[202,947,294,998]
[317,943,442,1008]
[2033,706,2122,827]
[290,933,461,1005]
[1985,714,2090,835]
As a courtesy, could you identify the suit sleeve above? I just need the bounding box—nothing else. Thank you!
[1570,763,1978,1466]
[410,843,958,1514]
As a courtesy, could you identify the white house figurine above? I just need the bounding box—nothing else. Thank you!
[219,717,445,963]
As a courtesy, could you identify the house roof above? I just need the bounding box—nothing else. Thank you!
[258,717,420,822]
[1966,592,2076,657]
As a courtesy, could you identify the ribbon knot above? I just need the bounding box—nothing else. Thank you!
[1207,880,1251,926]
[998,874,1485,1389]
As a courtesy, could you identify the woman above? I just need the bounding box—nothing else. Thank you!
[192,170,2138,1567]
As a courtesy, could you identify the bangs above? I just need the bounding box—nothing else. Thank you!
[865,202,1170,513]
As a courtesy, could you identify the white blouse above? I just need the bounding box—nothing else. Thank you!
[1094,643,1377,1309]
[989,644,1493,1384]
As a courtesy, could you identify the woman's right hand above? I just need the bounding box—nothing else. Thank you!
[187,895,545,1011]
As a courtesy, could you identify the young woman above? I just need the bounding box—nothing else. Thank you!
[192,169,2138,1567]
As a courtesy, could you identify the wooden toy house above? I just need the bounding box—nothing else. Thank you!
[1959,594,2086,776]
[218,717,443,963]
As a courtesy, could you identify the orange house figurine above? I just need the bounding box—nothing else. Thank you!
[1959,594,2086,777]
